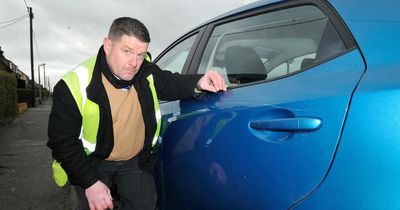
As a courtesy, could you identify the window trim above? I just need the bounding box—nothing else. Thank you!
[154,26,207,75]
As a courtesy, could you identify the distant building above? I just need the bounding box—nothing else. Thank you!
[0,46,29,88]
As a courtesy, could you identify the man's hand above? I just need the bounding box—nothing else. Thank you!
[85,181,114,210]
[197,70,227,93]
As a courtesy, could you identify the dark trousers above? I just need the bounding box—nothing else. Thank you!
[75,156,157,210]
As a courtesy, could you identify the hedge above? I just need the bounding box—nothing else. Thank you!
[17,86,49,107]
[0,71,17,125]
[17,88,33,105]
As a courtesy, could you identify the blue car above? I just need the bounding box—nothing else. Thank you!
[153,0,400,209]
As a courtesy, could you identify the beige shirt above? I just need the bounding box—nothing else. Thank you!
[102,74,145,161]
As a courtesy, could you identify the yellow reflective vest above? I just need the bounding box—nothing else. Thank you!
[52,54,160,187]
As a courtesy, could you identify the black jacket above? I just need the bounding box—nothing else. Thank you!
[47,47,202,188]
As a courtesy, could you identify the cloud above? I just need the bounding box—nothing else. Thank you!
[0,0,257,90]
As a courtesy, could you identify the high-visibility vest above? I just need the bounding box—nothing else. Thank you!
[52,54,161,187]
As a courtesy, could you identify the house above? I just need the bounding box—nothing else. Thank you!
[0,46,29,88]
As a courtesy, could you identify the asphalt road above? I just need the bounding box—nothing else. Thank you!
[0,98,77,210]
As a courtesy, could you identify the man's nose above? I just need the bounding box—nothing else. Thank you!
[128,56,138,68]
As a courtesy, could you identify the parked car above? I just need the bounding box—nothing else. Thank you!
[153,0,400,209]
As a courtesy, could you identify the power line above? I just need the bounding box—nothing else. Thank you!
[0,15,29,30]
[0,15,29,24]
[24,0,29,9]
[33,31,43,62]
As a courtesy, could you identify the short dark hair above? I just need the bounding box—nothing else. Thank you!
[108,17,150,43]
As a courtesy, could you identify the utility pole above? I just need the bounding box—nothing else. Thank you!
[47,76,51,93]
[29,7,35,107]
[37,64,42,104]
[38,63,45,103]
[42,63,46,89]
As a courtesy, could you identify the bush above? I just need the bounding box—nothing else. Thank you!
[17,88,40,107]
[17,86,50,106]
[0,71,17,125]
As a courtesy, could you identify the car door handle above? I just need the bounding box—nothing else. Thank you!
[249,117,322,132]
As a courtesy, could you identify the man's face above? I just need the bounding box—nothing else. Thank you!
[103,35,149,81]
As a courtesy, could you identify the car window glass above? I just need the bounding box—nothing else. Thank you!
[198,5,346,86]
[156,34,198,74]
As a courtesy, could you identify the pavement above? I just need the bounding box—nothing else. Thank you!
[0,98,77,210]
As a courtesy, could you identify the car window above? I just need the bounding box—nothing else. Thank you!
[198,5,346,86]
[156,34,198,74]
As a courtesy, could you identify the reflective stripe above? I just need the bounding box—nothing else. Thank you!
[156,109,161,123]
[62,71,83,113]
[81,138,96,152]
[62,57,99,154]
[73,65,89,113]
[79,57,98,154]
[81,99,99,153]
[146,75,161,148]
[73,66,90,151]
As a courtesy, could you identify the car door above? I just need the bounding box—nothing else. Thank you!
[156,1,365,209]
[152,29,209,209]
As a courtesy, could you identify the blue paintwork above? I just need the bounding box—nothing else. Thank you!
[295,64,400,209]
[296,1,400,209]
[293,0,400,209]
[328,0,400,69]
[158,50,365,209]
[154,0,400,209]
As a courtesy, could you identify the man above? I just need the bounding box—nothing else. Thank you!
[47,17,226,210]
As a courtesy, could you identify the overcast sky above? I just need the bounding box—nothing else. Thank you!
[0,0,258,90]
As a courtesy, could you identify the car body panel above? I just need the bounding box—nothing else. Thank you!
[153,0,400,209]
[295,63,400,209]
[158,49,365,209]
[327,0,400,69]
[291,0,400,208]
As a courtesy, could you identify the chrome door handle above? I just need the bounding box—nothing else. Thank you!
[249,117,322,132]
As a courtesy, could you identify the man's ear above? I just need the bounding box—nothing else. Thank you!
[103,37,111,55]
